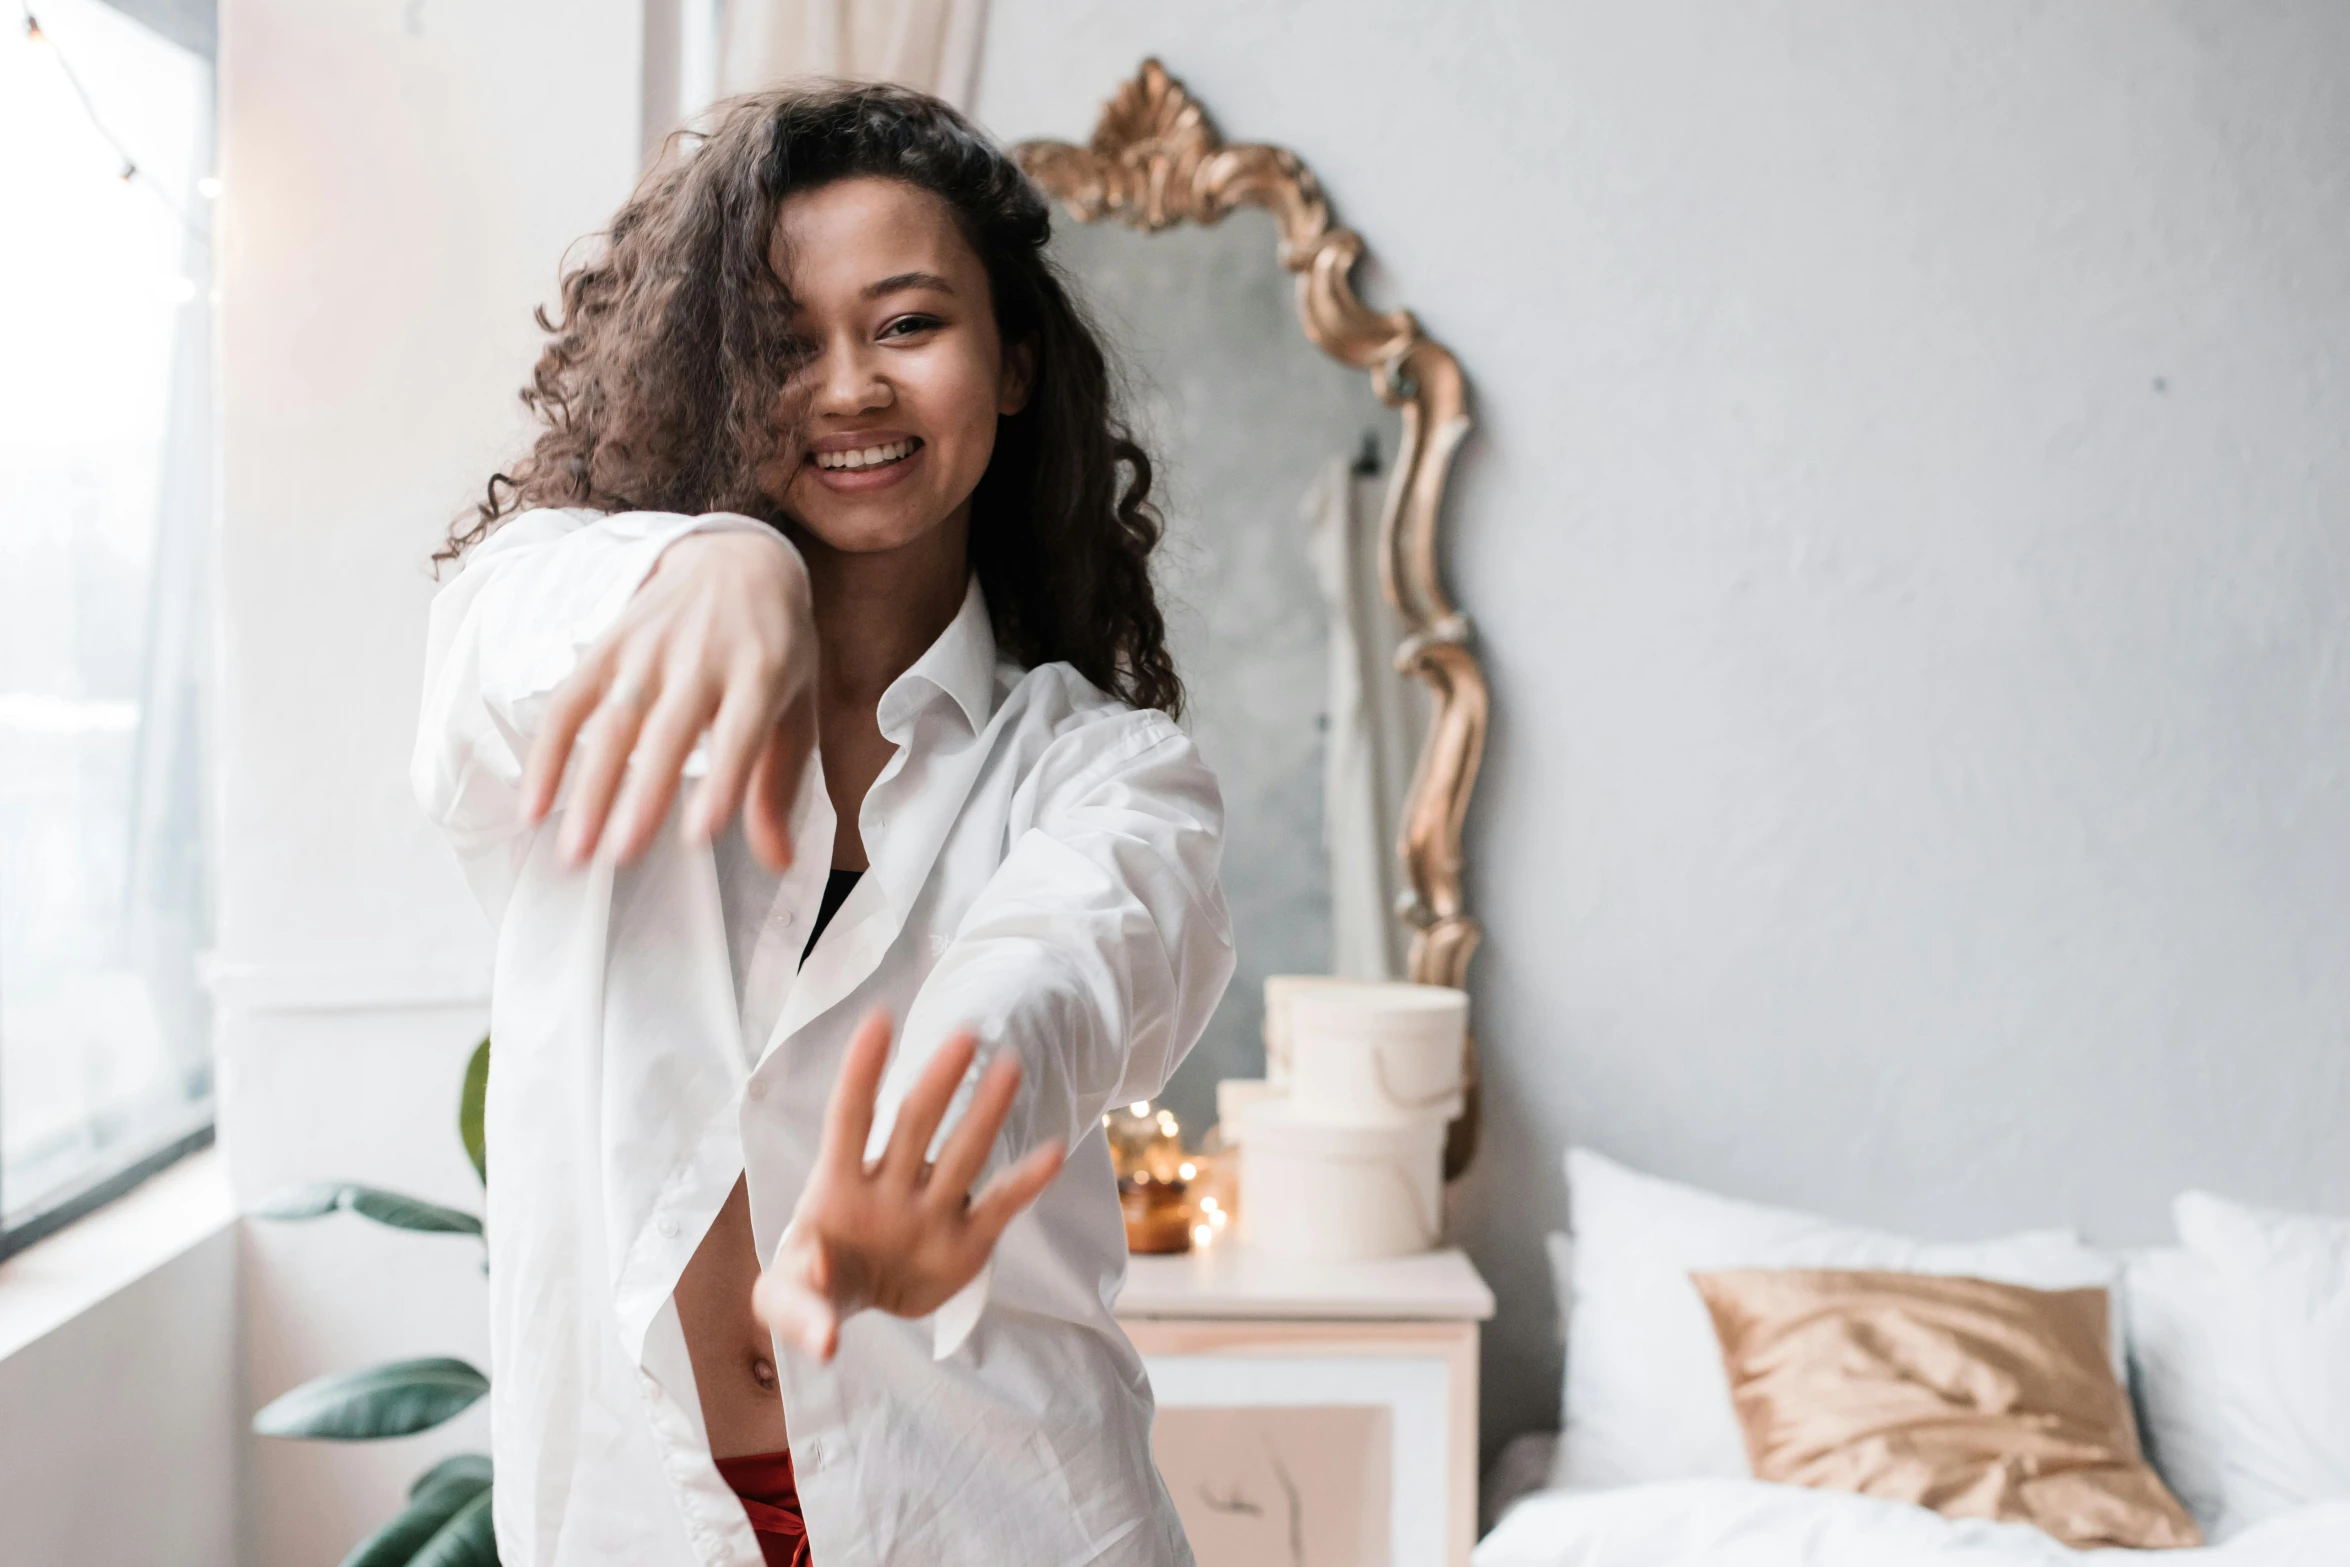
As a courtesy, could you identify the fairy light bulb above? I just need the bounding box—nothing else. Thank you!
[1177,1161,1196,1181]
[1128,1101,1149,1117]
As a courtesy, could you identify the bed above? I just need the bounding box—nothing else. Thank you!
[1472,1151,2350,1566]
[1479,1477,2350,1566]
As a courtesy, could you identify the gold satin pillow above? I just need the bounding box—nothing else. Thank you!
[1692,1268,2201,1550]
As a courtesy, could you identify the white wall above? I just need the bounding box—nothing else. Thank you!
[0,1157,237,1567]
[213,0,642,1557]
[0,1229,238,1565]
[975,0,2350,1449]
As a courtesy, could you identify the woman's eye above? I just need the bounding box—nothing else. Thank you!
[881,314,942,340]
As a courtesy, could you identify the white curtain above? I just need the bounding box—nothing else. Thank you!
[1304,454,1420,981]
[720,0,991,109]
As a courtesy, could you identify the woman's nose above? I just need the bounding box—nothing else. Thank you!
[811,341,890,418]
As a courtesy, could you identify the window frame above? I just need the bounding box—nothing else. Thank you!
[0,0,220,1264]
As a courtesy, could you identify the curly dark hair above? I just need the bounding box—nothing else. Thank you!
[444,82,1180,716]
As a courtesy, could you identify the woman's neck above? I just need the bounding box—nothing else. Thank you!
[798,507,971,712]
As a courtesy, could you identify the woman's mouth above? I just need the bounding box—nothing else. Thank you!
[803,435,925,495]
[812,437,921,473]
[804,436,925,495]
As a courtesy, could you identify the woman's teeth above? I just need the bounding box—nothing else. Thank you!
[815,438,919,471]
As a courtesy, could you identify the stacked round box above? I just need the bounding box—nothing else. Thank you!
[1234,977,1468,1260]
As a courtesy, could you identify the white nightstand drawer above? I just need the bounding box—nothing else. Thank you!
[1118,1249,1493,1567]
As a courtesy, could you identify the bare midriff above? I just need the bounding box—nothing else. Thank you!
[674,1175,791,1458]
[676,658,886,1459]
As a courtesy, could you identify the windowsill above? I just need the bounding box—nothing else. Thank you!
[0,1145,237,1363]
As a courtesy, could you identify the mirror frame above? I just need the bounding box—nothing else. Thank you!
[1017,61,1492,1174]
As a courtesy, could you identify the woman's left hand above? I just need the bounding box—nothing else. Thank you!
[753,1009,1064,1362]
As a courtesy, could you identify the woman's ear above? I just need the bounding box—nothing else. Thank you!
[997,336,1038,417]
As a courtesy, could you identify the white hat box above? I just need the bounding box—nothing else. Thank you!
[1260,974,1363,1085]
[1214,1077,1284,1141]
[1238,1098,1444,1260]
[1286,980,1468,1126]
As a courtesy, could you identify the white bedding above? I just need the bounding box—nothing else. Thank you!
[1475,1481,2350,1567]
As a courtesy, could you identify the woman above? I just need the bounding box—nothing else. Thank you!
[414,84,1232,1567]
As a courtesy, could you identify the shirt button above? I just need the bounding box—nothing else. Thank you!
[803,1437,826,1468]
[745,1078,768,1102]
[655,1216,679,1238]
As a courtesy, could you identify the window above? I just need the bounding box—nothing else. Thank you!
[0,0,216,1257]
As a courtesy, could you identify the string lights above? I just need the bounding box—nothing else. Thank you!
[18,1,213,243]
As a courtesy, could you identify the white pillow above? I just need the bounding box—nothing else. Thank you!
[2172,1190,2350,1532]
[1556,1147,2116,1489]
[1543,1231,1574,1347]
[2121,1247,2230,1536]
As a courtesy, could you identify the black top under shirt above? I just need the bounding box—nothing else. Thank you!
[800,868,864,967]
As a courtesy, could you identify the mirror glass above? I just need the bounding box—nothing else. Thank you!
[1048,208,1420,1129]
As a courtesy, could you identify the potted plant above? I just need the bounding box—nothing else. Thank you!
[252,1038,497,1566]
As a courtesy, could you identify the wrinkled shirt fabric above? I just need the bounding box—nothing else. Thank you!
[412,508,1232,1567]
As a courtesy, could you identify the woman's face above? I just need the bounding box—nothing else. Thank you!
[759,176,1032,556]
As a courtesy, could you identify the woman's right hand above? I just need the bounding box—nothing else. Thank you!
[521,527,816,870]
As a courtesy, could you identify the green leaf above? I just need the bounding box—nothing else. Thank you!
[340,1465,491,1567]
[254,1357,489,1441]
[251,1182,482,1237]
[250,1181,355,1220]
[345,1188,485,1236]
[410,1453,492,1499]
[459,1036,490,1187]
[409,1487,497,1567]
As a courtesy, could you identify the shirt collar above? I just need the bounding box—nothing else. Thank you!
[875,575,998,740]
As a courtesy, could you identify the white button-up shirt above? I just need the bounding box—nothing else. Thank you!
[412,508,1233,1567]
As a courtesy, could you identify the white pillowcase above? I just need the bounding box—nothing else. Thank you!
[2121,1246,2230,1536]
[2170,1190,2350,1533]
[1556,1147,2116,1490]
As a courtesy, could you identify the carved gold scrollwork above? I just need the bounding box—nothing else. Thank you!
[1017,60,1491,1177]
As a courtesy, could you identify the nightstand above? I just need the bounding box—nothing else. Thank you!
[1118,1246,1496,1567]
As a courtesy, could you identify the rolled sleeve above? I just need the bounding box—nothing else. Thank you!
[409,508,787,918]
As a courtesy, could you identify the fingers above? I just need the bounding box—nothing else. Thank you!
[966,1141,1065,1245]
[922,1050,1021,1209]
[879,1032,979,1189]
[690,682,771,845]
[753,1248,841,1363]
[522,646,615,824]
[820,1010,893,1176]
[556,657,659,864]
[744,700,815,872]
[606,681,722,862]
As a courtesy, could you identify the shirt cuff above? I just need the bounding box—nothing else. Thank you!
[930,1261,991,1360]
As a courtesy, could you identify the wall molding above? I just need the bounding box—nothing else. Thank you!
[198,957,491,1015]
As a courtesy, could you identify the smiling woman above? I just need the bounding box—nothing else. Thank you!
[416,79,1235,1567]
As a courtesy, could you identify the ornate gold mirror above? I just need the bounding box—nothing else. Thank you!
[1017,62,1489,1173]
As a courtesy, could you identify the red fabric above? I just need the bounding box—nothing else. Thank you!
[713,1450,812,1567]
